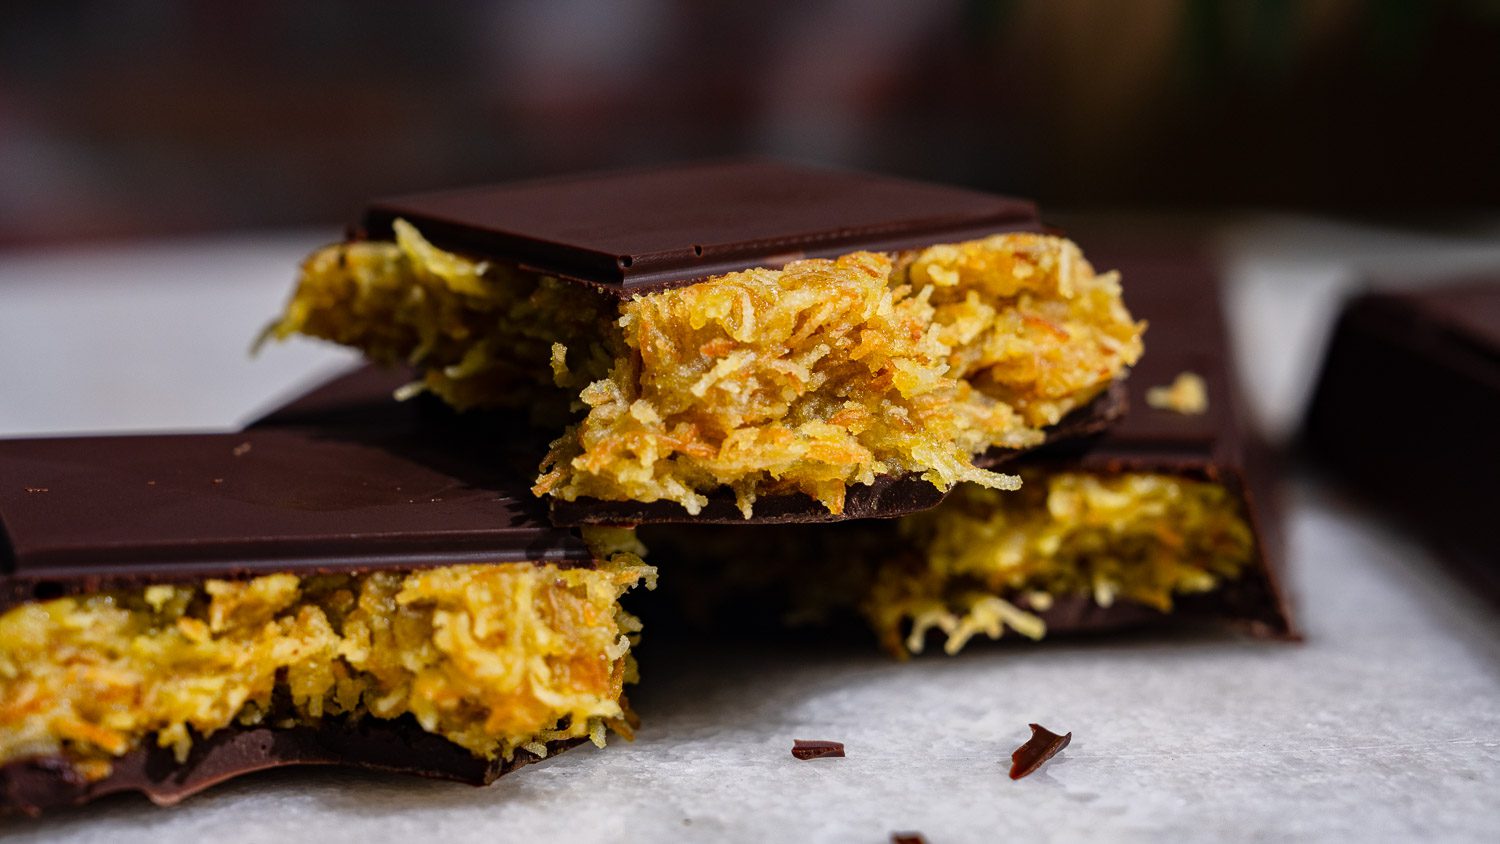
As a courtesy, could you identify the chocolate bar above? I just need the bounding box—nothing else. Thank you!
[261,160,1143,523]
[1305,279,1500,595]
[635,251,1293,655]
[0,424,652,816]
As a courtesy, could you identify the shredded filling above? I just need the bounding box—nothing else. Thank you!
[640,472,1254,657]
[264,223,1143,516]
[868,473,1254,656]
[0,557,653,779]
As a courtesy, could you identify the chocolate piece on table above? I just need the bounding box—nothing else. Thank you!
[267,160,1142,525]
[790,740,846,761]
[0,428,588,607]
[361,158,1040,295]
[1304,280,1500,596]
[0,425,648,816]
[634,251,1294,654]
[0,719,580,817]
[1009,724,1071,780]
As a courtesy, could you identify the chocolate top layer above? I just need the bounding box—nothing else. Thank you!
[362,159,1039,293]
[1019,251,1244,479]
[0,423,590,608]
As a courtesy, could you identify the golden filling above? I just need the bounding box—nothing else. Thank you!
[867,474,1254,656]
[264,223,1142,516]
[0,558,653,778]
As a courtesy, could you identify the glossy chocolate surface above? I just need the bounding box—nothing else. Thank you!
[362,159,1039,294]
[0,420,589,609]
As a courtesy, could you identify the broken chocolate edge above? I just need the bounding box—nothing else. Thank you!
[0,715,583,818]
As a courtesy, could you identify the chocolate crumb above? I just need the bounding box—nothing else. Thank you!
[791,739,845,760]
[232,442,253,457]
[1009,723,1071,779]
[892,834,928,844]
[211,478,224,485]
[23,487,48,494]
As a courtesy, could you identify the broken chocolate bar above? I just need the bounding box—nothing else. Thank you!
[1305,279,1500,596]
[1009,723,1071,780]
[0,425,652,816]
[262,160,1143,522]
[635,251,1293,656]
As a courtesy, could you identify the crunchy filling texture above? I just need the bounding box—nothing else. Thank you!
[867,473,1254,656]
[266,223,1143,516]
[0,558,653,778]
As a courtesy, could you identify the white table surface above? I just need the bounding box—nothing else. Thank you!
[1,219,1498,843]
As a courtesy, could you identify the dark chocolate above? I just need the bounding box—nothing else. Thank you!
[1009,724,1071,780]
[1304,280,1500,596]
[0,425,589,610]
[632,251,1293,643]
[362,159,1039,295]
[0,717,577,818]
[790,740,846,761]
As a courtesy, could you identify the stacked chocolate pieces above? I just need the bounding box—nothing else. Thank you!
[1,161,1292,816]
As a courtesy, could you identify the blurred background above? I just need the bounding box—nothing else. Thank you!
[3,0,1500,246]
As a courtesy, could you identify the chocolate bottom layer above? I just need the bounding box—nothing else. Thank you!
[550,380,1129,526]
[1,716,579,818]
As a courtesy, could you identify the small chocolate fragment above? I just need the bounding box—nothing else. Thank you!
[362,159,1040,295]
[1305,280,1500,598]
[891,834,929,844]
[790,740,846,761]
[1009,724,1072,780]
[0,717,577,818]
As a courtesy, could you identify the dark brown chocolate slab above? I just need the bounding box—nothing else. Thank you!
[0,425,589,610]
[361,159,1039,294]
[0,717,576,817]
[1305,279,1500,597]
[1009,724,1071,780]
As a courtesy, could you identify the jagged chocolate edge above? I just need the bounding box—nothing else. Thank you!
[0,716,582,818]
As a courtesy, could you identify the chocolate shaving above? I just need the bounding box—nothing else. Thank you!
[891,834,928,844]
[790,739,845,760]
[1009,723,1071,780]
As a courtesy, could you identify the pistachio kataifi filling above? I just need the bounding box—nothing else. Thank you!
[264,223,1143,517]
[0,557,654,780]
[865,472,1255,656]
[639,471,1255,657]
